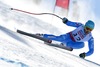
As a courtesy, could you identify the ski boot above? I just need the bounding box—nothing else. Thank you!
[60,43,66,47]
[35,33,44,37]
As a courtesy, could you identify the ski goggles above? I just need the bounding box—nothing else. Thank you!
[85,26,93,32]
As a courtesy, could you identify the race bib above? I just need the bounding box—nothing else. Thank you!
[71,26,85,42]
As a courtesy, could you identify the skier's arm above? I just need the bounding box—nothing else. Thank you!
[85,37,94,56]
[79,37,94,58]
[62,17,83,27]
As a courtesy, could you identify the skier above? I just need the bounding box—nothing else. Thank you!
[36,17,95,59]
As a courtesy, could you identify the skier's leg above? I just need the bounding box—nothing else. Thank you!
[67,42,84,49]
[43,34,67,42]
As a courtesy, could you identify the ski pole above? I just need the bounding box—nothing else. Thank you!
[10,8,63,20]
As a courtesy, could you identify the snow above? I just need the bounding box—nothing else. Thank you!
[0,0,100,67]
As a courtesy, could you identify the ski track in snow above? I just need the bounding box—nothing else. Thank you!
[0,57,28,67]
[0,1,100,67]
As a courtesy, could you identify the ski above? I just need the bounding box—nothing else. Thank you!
[17,30,73,51]
[17,30,52,43]
[47,43,73,51]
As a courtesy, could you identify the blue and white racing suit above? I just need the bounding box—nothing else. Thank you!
[43,20,94,57]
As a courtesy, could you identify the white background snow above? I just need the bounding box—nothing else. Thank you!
[0,0,100,67]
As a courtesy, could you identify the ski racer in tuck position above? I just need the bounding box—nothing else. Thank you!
[37,18,95,59]
[10,8,95,58]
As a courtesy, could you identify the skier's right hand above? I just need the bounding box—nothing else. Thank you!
[62,17,68,24]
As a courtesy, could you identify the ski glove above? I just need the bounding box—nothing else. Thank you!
[79,52,86,59]
[62,17,68,24]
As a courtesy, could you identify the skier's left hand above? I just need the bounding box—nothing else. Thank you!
[79,52,86,59]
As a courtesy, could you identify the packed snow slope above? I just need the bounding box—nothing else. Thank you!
[0,1,100,67]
